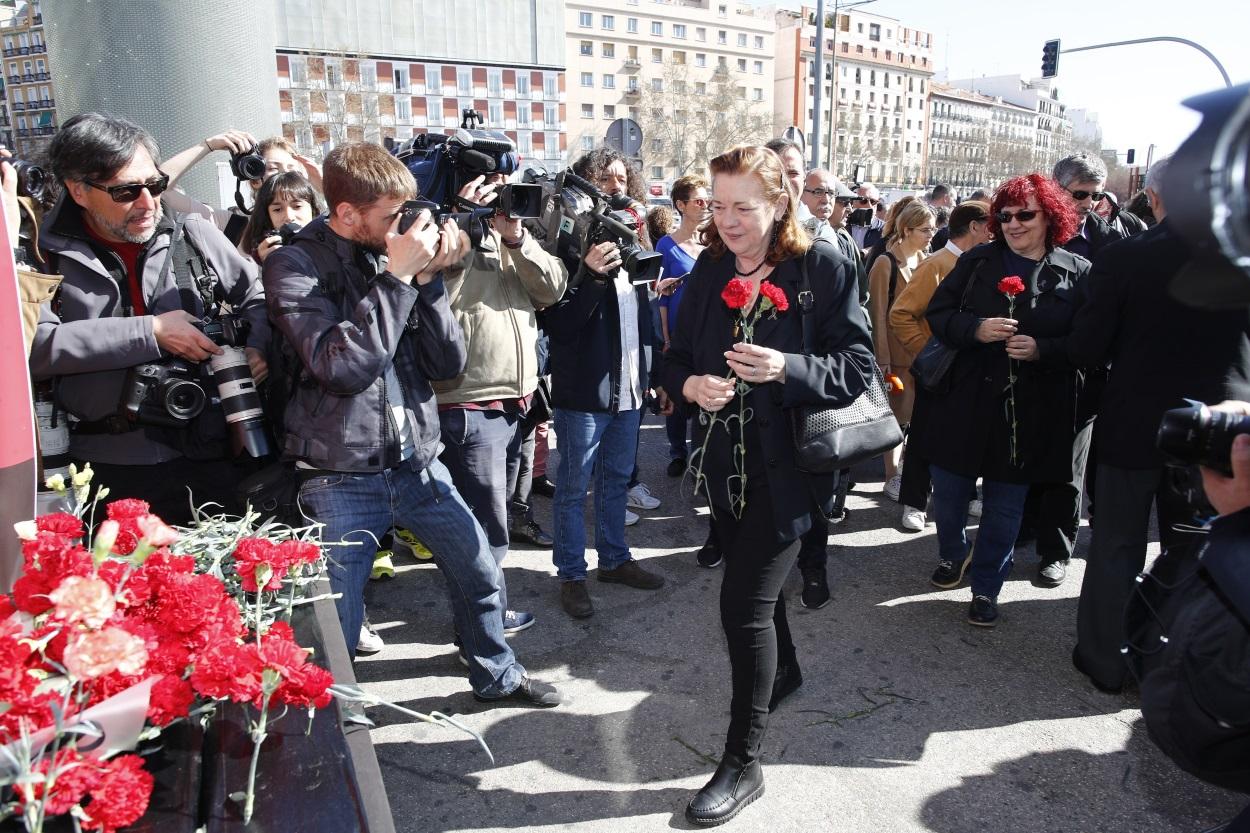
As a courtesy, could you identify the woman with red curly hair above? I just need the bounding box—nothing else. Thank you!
[913,173,1090,627]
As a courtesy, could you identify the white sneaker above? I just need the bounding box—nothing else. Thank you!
[901,506,926,532]
[356,621,384,655]
[626,482,661,510]
[625,509,640,526]
[883,475,902,502]
[968,499,983,518]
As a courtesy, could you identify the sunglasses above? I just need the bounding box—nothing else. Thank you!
[1067,188,1106,202]
[853,197,878,205]
[995,209,1040,224]
[803,187,843,199]
[83,172,171,203]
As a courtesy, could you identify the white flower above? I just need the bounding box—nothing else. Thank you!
[13,519,37,540]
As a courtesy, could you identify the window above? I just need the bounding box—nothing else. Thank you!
[395,96,411,122]
[673,24,686,38]
[752,88,763,102]
[627,17,638,33]
[363,93,379,120]
[427,65,442,94]
[580,72,593,87]
[544,73,558,97]
[651,48,662,63]
[427,96,443,121]
[517,104,531,127]
[582,103,594,119]
[602,74,615,89]
[602,42,615,58]
[579,11,592,27]
[545,132,560,157]
[673,51,685,65]
[651,78,663,92]
[545,102,558,125]
[488,100,503,124]
[651,21,662,36]
[651,138,663,152]
[360,62,377,89]
[581,135,595,151]
[737,33,747,47]
[754,35,764,49]
[695,82,706,95]
[696,27,706,41]
[291,89,310,119]
[604,104,616,119]
[718,30,727,45]
[394,66,410,93]
[516,73,531,96]
[289,56,307,85]
[695,53,706,67]
[626,77,639,93]
[737,58,746,72]
[602,14,615,29]
[457,67,472,94]
[753,60,763,74]
[325,58,342,88]
[579,40,593,56]
[518,132,533,154]
[854,68,861,84]
[488,68,502,97]
[869,23,881,41]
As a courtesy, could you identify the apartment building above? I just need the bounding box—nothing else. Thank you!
[927,83,992,190]
[276,0,566,167]
[565,0,775,185]
[775,6,933,188]
[948,73,1073,172]
[0,1,52,157]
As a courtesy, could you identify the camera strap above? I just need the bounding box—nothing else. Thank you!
[159,217,216,316]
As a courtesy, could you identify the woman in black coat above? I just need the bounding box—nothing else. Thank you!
[663,145,874,826]
[918,173,1090,627]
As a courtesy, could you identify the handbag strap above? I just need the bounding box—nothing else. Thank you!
[957,256,985,311]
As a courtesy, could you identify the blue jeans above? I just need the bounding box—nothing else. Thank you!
[552,407,641,581]
[930,465,1029,599]
[439,407,524,615]
[297,459,523,697]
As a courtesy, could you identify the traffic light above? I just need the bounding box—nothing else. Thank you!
[1126,148,1136,165]
[1041,39,1060,79]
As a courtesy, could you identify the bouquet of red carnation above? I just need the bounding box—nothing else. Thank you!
[998,275,1027,466]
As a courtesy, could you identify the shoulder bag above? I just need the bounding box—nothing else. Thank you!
[789,243,903,474]
[909,259,984,395]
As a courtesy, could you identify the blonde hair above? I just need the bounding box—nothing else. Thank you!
[322,141,415,212]
[885,200,935,247]
[701,145,809,264]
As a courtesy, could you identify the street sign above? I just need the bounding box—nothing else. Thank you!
[605,118,643,158]
[782,125,806,153]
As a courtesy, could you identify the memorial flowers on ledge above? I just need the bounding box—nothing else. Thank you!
[688,278,789,518]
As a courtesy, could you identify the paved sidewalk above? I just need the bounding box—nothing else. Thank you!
[355,415,1244,833]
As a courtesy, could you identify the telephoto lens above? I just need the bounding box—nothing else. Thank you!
[208,347,271,458]
[1157,398,1250,476]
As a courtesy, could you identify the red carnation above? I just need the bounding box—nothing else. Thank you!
[758,281,789,312]
[276,540,320,572]
[721,278,753,310]
[17,748,102,816]
[36,512,85,539]
[81,754,154,833]
[147,673,196,726]
[190,639,264,703]
[105,499,150,521]
[998,275,1026,297]
[232,538,283,592]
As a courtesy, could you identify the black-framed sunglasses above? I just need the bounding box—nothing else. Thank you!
[1067,188,1106,202]
[995,209,1040,224]
[853,197,878,205]
[83,172,170,203]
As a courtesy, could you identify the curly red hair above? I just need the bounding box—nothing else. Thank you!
[988,173,1078,250]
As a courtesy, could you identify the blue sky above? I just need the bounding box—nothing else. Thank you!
[758,0,1245,158]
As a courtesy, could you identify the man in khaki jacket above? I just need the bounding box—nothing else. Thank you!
[887,201,991,530]
[434,174,568,635]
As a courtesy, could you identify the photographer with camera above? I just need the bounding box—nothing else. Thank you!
[28,113,270,524]
[543,147,672,620]
[1064,156,1250,693]
[433,172,568,635]
[263,142,560,705]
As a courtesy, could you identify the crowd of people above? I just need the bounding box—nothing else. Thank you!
[18,110,1250,827]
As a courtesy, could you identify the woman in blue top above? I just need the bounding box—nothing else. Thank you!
[656,174,710,476]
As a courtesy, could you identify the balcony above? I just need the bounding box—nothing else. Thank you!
[30,98,52,109]
[16,128,28,137]
[33,71,48,81]
[10,101,20,110]
[5,76,14,85]
[31,43,44,53]
[34,125,53,135]
[623,58,640,69]
[624,87,640,98]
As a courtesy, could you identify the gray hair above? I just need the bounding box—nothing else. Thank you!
[1145,155,1171,193]
[1053,152,1107,188]
[49,112,161,184]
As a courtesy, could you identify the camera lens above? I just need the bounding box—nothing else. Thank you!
[209,346,271,459]
[12,160,46,202]
[161,378,207,421]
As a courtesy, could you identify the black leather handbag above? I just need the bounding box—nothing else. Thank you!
[789,243,902,474]
[909,259,984,395]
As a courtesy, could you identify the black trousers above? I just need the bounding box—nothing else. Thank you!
[797,510,828,570]
[712,487,800,763]
[899,449,931,511]
[1021,421,1094,564]
[71,456,249,526]
[1074,462,1197,689]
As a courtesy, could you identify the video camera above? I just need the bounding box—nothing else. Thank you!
[121,312,271,459]
[521,166,662,285]
[394,110,545,249]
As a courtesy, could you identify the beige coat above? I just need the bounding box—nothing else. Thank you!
[888,246,959,365]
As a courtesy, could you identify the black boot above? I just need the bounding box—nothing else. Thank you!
[685,754,765,826]
[768,660,803,712]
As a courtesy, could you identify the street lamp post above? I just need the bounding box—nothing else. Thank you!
[807,0,877,176]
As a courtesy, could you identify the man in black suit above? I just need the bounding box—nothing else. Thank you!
[1066,155,1250,692]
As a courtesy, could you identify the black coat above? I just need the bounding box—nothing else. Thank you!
[1062,212,1124,261]
[918,241,1091,483]
[1065,219,1250,469]
[663,242,874,542]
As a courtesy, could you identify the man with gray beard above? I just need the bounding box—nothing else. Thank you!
[28,113,268,523]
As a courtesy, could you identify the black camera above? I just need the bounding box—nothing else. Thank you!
[230,146,267,182]
[1157,398,1250,476]
[522,167,662,285]
[7,158,47,202]
[397,198,494,250]
[847,208,874,227]
[275,221,302,246]
[121,358,207,428]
